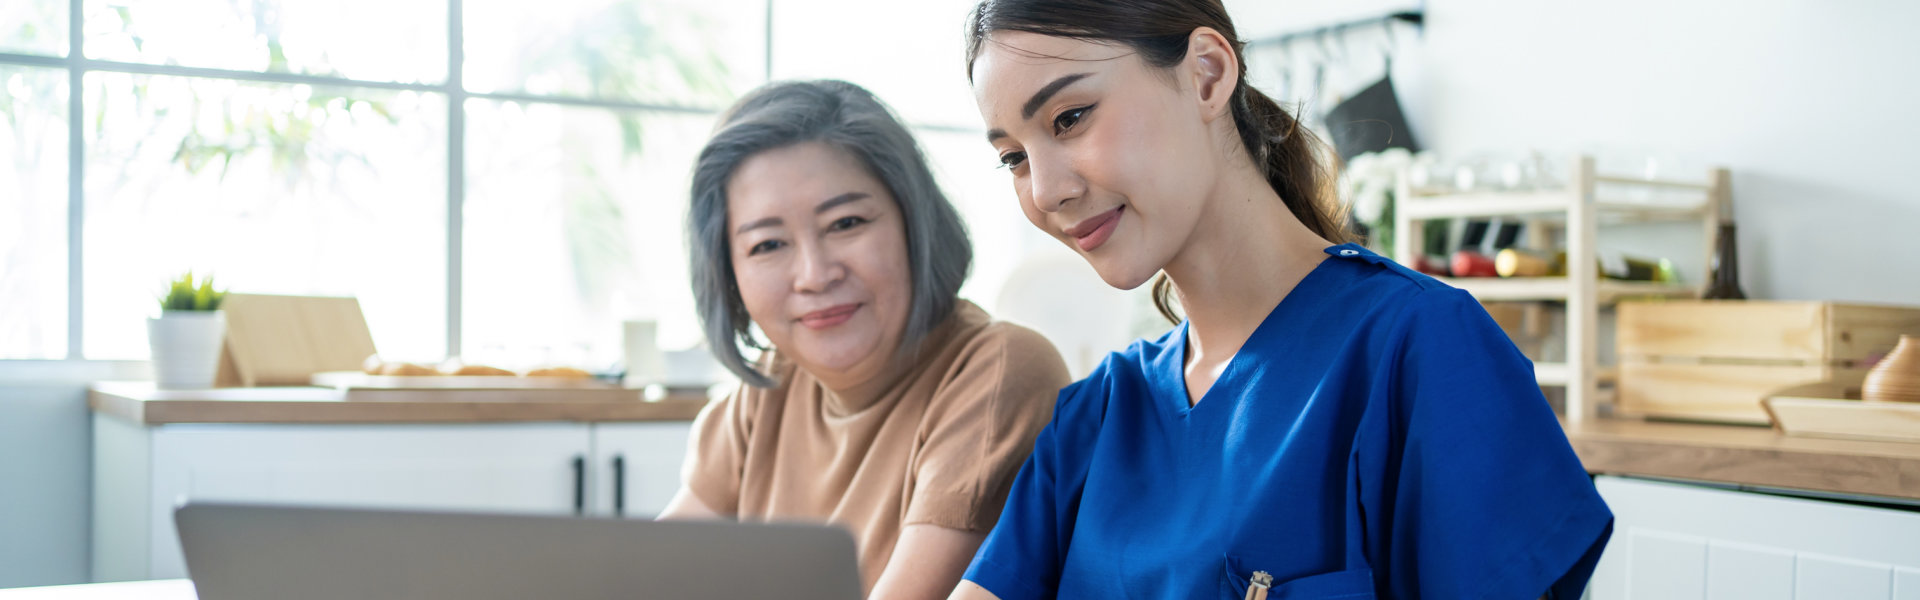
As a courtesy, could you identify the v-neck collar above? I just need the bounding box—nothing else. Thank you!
[1151,244,1368,417]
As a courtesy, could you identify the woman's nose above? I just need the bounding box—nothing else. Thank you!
[791,240,846,293]
[1027,151,1086,214]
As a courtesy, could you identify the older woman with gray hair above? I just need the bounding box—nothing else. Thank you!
[658,79,1069,599]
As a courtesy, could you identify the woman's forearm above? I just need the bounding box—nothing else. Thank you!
[868,524,987,600]
[655,487,724,520]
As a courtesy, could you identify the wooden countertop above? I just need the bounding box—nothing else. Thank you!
[87,382,1920,499]
[1564,417,1920,501]
[89,382,712,425]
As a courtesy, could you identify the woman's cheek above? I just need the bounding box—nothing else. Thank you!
[735,263,786,338]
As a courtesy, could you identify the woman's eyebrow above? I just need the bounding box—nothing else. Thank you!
[734,216,782,236]
[814,192,871,214]
[1022,72,1093,119]
[987,72,1095,143]
[732,192,870,236]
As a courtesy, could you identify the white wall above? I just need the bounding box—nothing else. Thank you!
[0,362,147,588]
[1231,0,1920,304]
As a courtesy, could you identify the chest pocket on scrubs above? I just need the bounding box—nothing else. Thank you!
[1220,473,1378,600]
[1220,557,1376,600]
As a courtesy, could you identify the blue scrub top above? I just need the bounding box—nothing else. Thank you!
[964,244,1612,600]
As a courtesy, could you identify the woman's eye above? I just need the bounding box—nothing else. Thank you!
[1053,104,1094,135]
[997,151,1027,169]
[747,239,784,255]
[828,216,868,232]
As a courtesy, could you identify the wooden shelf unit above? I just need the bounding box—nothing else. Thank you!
[1392,156,1730,422]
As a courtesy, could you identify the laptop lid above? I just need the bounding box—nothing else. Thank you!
[175,502,863,600]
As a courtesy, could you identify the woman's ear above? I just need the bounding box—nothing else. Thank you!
[1185,27,1240,124]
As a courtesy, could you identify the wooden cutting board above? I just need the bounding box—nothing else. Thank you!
[217,294,379,387]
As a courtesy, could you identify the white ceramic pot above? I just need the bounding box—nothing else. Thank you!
[147,311,227,389]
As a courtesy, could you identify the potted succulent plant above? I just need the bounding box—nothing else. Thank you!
[148,272,228,389]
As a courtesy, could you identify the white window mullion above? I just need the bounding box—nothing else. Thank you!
[447,0,465,359]
[65,0,84,359]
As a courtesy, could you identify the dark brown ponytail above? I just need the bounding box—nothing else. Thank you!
[966,0,1354,324]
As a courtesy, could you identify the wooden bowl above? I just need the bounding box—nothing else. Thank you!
[1864,335,1920,403]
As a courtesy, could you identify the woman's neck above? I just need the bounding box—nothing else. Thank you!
[1165,162,1332,377]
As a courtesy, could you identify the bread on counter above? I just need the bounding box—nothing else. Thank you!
[451,365,517,377]
[525,367,593,379]
[363,353,589,379]
[378,362,439,377]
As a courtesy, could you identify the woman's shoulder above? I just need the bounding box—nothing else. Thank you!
[945,300,1072,387]
[1320,246,1460,309]
[1035,326,1178,430]
[1311,245,1499,342]
[910,301,1074,432]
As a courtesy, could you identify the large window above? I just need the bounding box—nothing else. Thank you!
[1,0,768,365]
[3,0,1052,368]
[0,63,67,359]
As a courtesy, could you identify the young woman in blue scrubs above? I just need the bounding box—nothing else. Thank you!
[953,1,1613,598]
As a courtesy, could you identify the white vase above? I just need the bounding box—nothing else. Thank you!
[147,311,227,389]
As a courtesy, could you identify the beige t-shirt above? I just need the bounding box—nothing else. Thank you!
[681,300,1069,591]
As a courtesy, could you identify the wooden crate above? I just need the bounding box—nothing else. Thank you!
[1616,301,1920,424]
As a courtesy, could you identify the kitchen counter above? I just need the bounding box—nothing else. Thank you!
[89,382,711,425]
[88,382,1920,499]
[1564,417,1920,502]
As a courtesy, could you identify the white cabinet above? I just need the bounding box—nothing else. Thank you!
[1589,476,1920,600]
[590,422,693,519]
[92,416,692,583]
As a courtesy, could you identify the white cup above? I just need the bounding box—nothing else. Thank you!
[622,320,666,387]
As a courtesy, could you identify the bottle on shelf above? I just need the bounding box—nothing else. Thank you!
[1451,252,1499,278]
[1493,249,1678,282]
[1461,221,1526,277]
[1495,248,1561,277]
[1702,222,1747,299]
[1449,221,1499,278]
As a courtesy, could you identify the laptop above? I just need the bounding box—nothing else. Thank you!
[175,502,863,600]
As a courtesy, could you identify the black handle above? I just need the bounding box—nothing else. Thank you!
[571,455,586,516]
[612,455,626,518]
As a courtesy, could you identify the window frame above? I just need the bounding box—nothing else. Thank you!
[0,0,776,361]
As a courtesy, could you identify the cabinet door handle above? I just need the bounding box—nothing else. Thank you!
[571,455,586,516]
[612,455,626,518]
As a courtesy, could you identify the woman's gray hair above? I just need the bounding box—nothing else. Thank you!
[688,80,973,388]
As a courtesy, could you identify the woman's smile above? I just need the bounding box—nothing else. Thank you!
[798,303,863,330]
[1065,206,1124,252]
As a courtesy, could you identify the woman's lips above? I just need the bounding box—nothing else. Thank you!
[798,303,862,330]
[1065,206,1123,252]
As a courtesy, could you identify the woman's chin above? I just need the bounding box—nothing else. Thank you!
[1087,257,1159,291]
[788,337,884,377]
